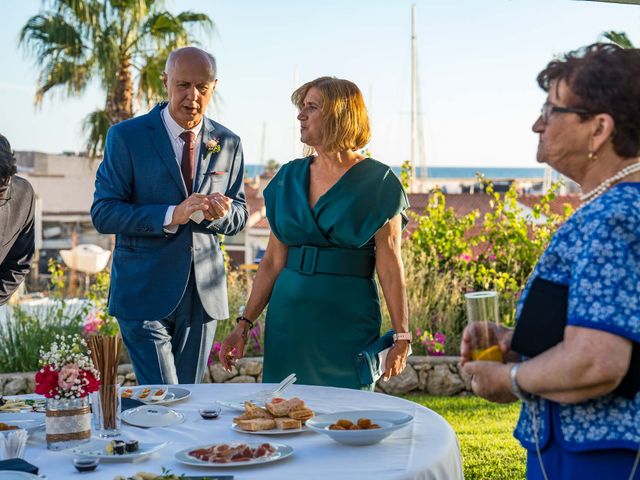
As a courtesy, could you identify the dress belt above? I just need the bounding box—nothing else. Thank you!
[286,245,375,278]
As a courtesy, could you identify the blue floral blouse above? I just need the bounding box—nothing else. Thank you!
[513,183,640,452]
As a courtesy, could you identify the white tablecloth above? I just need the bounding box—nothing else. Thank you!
[12,384,463,480]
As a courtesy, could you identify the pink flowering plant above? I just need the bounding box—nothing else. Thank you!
[83,270,119,337]
[35,334,100,399]
[415,328,446,356]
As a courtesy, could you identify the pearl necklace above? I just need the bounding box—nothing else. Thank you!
[579,162,640,206]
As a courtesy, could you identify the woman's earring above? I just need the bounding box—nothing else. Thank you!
[588,151,598,162]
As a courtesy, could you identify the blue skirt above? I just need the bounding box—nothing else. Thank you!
[527,440,640,480]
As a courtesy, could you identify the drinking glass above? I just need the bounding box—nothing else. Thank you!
[91,384,121,437]
[465,291,503,362]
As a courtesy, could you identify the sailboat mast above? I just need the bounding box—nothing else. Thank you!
[411,4,418,177]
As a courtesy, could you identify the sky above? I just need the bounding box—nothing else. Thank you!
[0,0,639,168]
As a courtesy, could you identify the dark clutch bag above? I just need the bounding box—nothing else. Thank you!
[355,330,395,386]
[512,277,639,400]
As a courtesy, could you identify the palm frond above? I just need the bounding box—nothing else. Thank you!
[136,54,166,107]
[54,0,98,27]
[83,109,110,158]
[601,30,635,48]
[20,13,86,61]
[35,59,92,105]
[94,23,121,91]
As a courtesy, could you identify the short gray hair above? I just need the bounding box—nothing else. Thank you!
[164,47,217,81]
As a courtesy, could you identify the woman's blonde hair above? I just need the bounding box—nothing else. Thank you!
[292,76,371,153]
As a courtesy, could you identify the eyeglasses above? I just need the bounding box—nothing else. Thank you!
[540,102,592,124]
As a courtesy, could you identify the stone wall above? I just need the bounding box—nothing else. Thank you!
[0,356,472,397]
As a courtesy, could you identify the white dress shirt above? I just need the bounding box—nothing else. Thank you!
[161,106,203,231]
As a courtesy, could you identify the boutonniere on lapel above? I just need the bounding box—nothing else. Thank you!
[205,138,221,158]
[204,138,226,176]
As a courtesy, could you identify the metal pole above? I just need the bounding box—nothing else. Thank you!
[411,4,417,176]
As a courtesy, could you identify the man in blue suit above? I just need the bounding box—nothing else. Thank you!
[91,47,248,384]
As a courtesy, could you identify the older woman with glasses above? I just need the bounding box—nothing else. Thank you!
[218,77,411,390]
[462,43,640,480]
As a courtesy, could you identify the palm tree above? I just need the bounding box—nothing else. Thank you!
[20,0,213,157]
[602,30,635,48]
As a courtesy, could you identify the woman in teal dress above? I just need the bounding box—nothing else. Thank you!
[219,77,411,389]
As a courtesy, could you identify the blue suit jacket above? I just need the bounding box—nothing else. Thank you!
[91,104,248,321]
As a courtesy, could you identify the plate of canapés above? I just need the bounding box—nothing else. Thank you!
[231,397,316,435]
[67,438,168,461]
[175,441,293,467]
[121,386,191,405]
[0,397,46,413]
[306,410,414,446]
[0,412,45,435]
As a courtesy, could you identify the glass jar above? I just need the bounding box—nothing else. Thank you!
[45,396,91,450]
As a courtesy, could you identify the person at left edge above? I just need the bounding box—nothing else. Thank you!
[91,47,248,385]
[0,133,36,306]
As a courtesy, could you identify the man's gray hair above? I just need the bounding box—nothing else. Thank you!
[164,47,217,81]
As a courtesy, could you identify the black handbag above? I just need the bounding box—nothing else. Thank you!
[355,330,395,386]
[512,277,639,399]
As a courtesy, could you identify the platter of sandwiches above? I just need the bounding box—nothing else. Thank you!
[232,397,315,434]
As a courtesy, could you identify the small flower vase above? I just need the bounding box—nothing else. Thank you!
[45,397,91,450]
[91,384,122,437]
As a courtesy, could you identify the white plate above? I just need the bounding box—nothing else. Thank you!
[306,410,413,446]
[121,405,185,427]
[0,472,41,479]
[121,386,190,405]
[175,442,293,468]
[67,439,168,461]
[0,412,45,433]
[231,423,308,435]
[217,399,263,412]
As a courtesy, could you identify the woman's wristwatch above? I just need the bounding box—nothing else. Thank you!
[509,363,536,402]
[393,332,412,343]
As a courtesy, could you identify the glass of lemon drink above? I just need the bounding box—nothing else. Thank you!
[465,291,503,362]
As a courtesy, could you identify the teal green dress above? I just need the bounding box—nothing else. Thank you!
[262,157,409,389]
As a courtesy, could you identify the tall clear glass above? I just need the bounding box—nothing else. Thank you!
[465,291,503,362]
[91,384,122,437]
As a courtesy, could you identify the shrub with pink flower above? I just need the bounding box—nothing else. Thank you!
[416,328,446,356]
[207,341,222,366]
[82,311,102,336]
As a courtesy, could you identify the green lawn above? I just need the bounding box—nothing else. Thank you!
[405,395,526,480]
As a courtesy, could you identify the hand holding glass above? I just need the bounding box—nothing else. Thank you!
[465,291,503,362]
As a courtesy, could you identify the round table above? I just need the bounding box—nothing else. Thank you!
[14,384,463,480]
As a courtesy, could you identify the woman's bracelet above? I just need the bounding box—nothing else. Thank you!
[509,363,536,402]
[236,315,254,330]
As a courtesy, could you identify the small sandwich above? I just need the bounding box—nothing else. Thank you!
[235,418,277,432]
[266,397,305,417]
[288,407,315,423]
[274,417,302,430]
[244,401,274,419]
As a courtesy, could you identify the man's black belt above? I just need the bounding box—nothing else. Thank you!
[286,245,375,278]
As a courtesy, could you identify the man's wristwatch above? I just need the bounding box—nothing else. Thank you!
[393,332,412,343]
